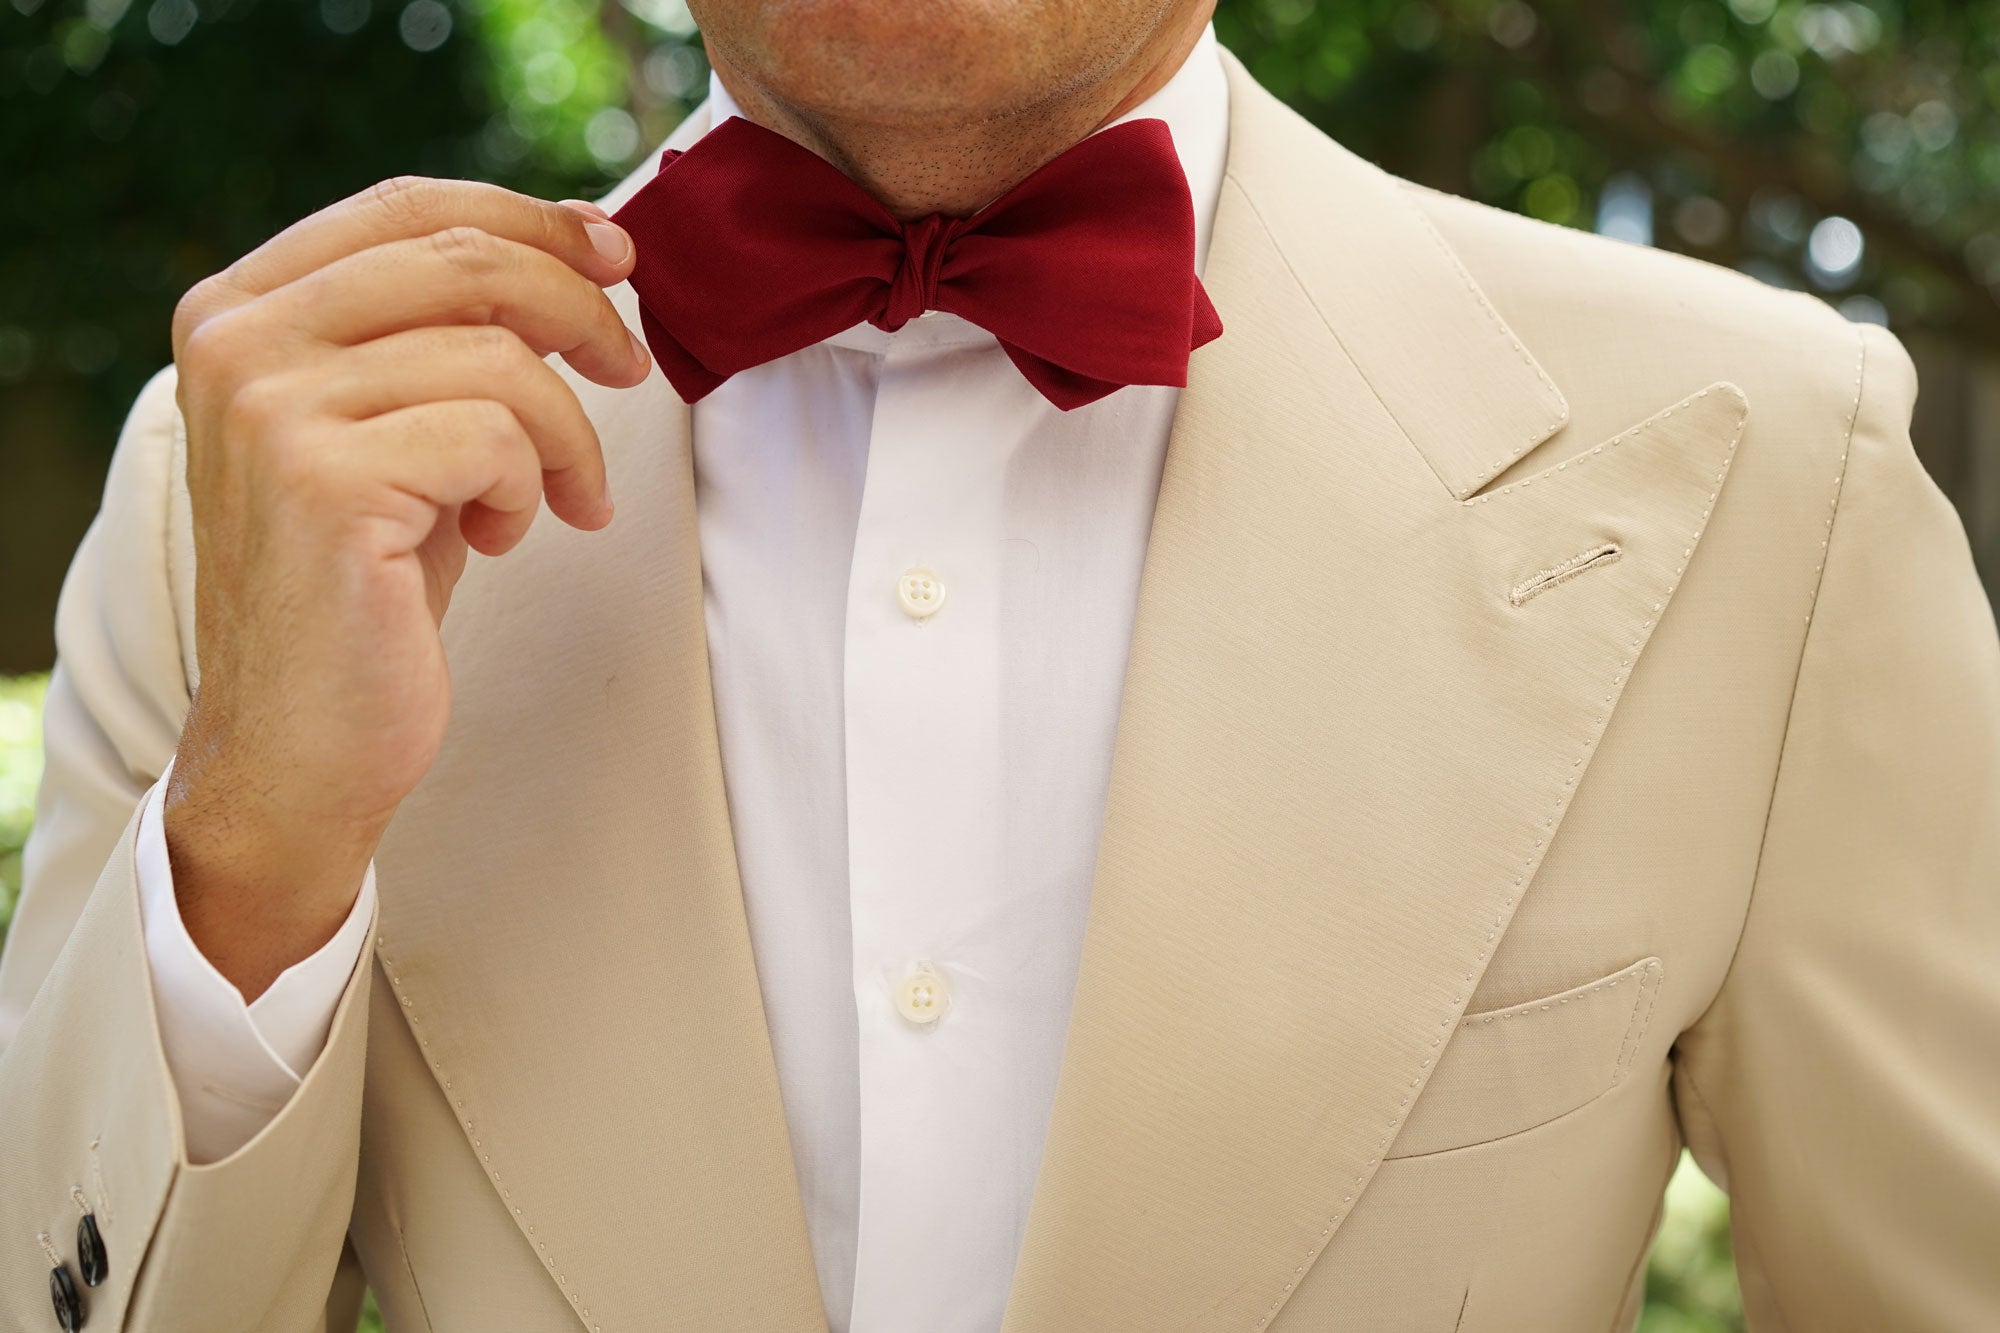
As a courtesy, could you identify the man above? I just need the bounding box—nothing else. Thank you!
[1,0,1996,1328]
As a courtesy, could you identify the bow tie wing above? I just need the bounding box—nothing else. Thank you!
[613,116,909,401]
[936,118,1222,410]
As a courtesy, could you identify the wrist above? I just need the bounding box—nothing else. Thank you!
[161,754,385,1001]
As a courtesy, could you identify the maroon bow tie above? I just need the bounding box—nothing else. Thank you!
[610,113,1222,411]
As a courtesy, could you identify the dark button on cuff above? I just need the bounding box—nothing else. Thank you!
[76,1215,107,1287]
[49,1263,83,1331]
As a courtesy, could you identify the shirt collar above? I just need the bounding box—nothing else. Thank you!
[702,23,1230,356]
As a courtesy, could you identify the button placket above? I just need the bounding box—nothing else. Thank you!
[842,340,1017,1325]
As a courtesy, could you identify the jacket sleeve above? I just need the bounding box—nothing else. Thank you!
[1671,321,2000,1330]
[0,365,377,1332]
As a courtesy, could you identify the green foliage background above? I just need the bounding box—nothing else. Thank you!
[8,0,1997,1325]
[0,677,43,942]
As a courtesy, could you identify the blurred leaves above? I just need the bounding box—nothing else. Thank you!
[6,0,481,436]
[1213,0,2000,339]
[0,0,705,448]
[1642,1152,1743,1333]
[0,673,46,937]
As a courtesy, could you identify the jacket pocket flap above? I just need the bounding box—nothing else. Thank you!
[1386,956,1663,1159]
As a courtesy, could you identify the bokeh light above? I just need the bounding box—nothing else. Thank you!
[1808,215,1867,286]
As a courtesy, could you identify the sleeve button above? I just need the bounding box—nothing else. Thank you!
[49,1263,84,1331]
[76,1215,107,1287]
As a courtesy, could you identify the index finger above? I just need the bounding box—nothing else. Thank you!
[202,176,633,310]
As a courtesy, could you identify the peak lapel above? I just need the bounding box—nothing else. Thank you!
[1213,48,1574,503]
[999,52,1746,1331]
[369,103,830,1332]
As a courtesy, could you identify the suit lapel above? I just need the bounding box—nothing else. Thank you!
[998,51,1746,1331]
[370,106,831,1332]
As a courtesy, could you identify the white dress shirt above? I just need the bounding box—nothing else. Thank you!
[133,25,1229,1331]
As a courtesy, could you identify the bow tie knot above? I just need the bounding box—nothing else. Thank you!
[613,113,1222,411]
[878,213,959,332]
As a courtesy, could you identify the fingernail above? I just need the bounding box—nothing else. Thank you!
[628,329,651,370]
[586,220,631,264]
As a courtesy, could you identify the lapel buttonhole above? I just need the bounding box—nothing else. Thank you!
[1508,542,1623,607]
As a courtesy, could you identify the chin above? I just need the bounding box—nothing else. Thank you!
[695,0,1127,125]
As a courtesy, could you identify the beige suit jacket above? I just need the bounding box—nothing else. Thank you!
[3,47,1997,1333]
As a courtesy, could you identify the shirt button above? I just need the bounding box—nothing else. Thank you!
[894,965,949,1026]
[896,566,947,620]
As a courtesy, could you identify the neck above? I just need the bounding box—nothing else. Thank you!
[703,7,1214,221]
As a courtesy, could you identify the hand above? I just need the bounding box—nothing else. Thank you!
[160,176,650,999]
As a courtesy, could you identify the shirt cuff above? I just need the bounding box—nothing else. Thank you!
[135,753,378,1163]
